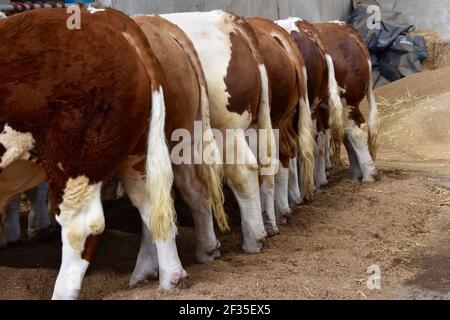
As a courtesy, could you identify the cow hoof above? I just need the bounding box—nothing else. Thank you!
[242,234,266,254]
[289,196,303,208]
[277,208,292,224]
[362,177,376,184]
[160,270,188,290]
[196,241,221,264]
[264,223,279,237]
[320,180,328,187]
[279,216,289,225]
[129,268,158,287]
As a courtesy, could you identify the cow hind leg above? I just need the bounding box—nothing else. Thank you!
[325,130,332,174]
[25,183,51,239]
[318,132,328,187]
[52,178,104,300]
[225,134,267,253]
[129,222,159,287]
[288,157,302,207]
[274,165,291,224]
[119,163,187,290]
[246,130,278,237]
[344,134,363,181]
[174,164,221,264]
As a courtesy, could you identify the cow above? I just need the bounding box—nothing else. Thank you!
[126,15,227,287]
[0,183,50,246]
[276,18,344,190]
[162,11,276,252]
[0,8,175,299]
[315,22,380,182]
[0,11,52,246]
[245,17,315,224]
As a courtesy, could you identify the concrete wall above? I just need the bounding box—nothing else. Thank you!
[378,0,450,39]
[100,0,353,22]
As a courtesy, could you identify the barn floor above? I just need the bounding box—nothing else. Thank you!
[0,67,449,300]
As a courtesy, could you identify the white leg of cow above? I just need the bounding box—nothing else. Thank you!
[274,165,291,223]
[119,163,187,290]
[52,179,104,300]
[288,157,302,207]
[325,130,332,173]
[344,130,376,182]
[173,164,221,264]
[259,173,278,236]
[130,223,159,287]
[246,132,278,236]
[343,108,376,182]
[318,132,328,187]
[225,134,267,253]
[296,155,305,201]
[3,196,22,244]
[344,134,363,181]
[25,183,51,239]
[313,136,322,191]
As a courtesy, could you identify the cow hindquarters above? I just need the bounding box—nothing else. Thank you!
[52,179,104,300]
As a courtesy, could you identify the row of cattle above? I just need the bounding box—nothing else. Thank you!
[0,7,379,299]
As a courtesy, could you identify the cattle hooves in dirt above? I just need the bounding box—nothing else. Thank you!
[129,269,159,288]
[242,235,267,254]
[265,223,280,237]
[160,270,189,291]
[196,241,222,264]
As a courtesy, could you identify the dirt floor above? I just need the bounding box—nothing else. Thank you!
[0,67,449,300]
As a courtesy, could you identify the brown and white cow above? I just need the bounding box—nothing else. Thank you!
[162,11,276,252]
[315,22,380,182]
[125,15,228,286]
[0,10,52,248]
[245,17,315,223]
[276,18,344,190]
[0,8,175,299]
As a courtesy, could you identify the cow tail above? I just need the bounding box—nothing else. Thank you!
[366,59,380,160]
[297,67,315,201]
[122,27,177,240]
[200,86,229,232]
[324,54,344,165]
[146,86,177,240]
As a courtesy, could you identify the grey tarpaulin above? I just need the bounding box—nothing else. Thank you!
[349,1,427,88]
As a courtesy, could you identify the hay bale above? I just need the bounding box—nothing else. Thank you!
[435,40,450,69]
[412,29,450,70]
